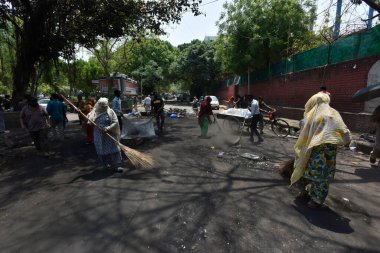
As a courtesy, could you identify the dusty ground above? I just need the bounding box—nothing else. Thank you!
[0,112,379,253]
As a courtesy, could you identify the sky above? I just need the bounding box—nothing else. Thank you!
[160,0,226,46]
[160,0,376,46]
[77,0,376,59]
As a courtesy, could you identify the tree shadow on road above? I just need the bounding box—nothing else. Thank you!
[292,198,354,234]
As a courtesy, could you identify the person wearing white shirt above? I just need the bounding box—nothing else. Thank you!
[249,98,263,142]
[143,95,151,114]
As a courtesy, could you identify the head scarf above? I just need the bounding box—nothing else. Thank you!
[88,97,109,121]
[291,93,351,185]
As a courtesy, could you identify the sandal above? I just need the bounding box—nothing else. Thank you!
[307,200,321,209]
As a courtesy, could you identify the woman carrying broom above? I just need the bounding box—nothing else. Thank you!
[88,98,124,172]
[198,96,216,138]
[291,92,350,208]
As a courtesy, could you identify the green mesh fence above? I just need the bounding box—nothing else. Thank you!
[222,25,380,86]
[330,34,361,64]
[358,26,380,58]
[294,45,329,71]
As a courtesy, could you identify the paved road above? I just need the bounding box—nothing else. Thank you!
[0,115,379,252]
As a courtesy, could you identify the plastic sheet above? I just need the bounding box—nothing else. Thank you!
[121,117,156,139]
[219,108,251,119]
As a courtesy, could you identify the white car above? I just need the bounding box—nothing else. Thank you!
[208,95,219,110]
[38,98,50,110]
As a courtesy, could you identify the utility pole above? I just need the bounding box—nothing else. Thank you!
[333,0,343,39]
[367,6,374,28]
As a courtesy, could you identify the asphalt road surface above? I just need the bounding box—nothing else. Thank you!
[0,113,379,253]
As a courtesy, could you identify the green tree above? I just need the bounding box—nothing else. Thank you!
[116,37,178,95]
[215,0,318,74]
[172,40,222,96]
[0,0,202,109]
[0,22,15,94]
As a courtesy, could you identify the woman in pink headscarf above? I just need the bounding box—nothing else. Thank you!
[198,96,216,138]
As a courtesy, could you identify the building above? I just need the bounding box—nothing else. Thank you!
[204,35,217,42]
[93,73,138,96]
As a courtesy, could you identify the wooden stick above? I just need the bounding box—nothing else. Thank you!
[61,95,119,143]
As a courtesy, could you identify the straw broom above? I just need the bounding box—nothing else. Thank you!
[61,95,154,169]
[279,158,295,178]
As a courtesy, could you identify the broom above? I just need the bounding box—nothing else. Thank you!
[279,158,295,178]
[61,95,154,169]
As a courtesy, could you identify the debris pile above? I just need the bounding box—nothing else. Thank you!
[166,108,187,117]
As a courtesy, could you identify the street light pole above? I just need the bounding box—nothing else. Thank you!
[140,79,143,98]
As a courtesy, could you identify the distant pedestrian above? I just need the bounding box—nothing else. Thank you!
[248,97,263,143]
[133,96,138,112]
[88,97,123,172]
[3,95,11,110]
[112,89,123,131]
[198,96,215,138]
[291,92,350,208]
[83,98,95,144]
[192,96,199,115]
[225,96,236,109]
[20,97,50,156]
[143,95,151,114]
[151,93,165,133]
[46,93,66,141]
[58,95,69,130]
[199,96,204,104]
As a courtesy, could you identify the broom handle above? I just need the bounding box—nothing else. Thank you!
[60,95,120,144]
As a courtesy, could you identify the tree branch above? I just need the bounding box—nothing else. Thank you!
[0,8,23,34]
[361,0,380,13]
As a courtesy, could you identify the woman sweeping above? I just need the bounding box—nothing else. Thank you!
[291,92,350,208]
[88,98,124,172]
[198,96,215,138]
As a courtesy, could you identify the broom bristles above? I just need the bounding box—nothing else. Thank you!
[279,159,295,177]
[120,144,155,169]
[232,136,240,145]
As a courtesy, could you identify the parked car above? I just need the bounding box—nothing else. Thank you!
[207,95,220,110]
[38,98,50,110]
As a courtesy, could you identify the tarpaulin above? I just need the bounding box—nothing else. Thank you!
[121,117,156,139]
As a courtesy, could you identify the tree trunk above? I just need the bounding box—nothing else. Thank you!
[12,53,35,110]
[11,22,38,110]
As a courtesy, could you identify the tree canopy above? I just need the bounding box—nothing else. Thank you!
[0,0,202,108]
[171,40,222,96]
[215,0,318,74]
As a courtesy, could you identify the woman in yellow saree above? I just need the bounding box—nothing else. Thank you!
[291,93,351,208]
